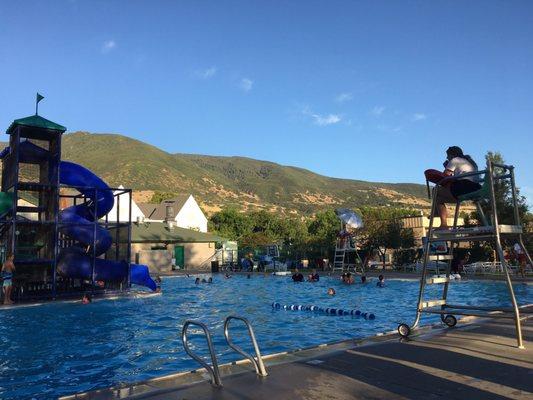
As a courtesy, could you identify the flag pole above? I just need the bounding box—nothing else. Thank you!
[35,93,44,115]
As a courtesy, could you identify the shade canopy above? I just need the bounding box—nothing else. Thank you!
[335,208,364,229]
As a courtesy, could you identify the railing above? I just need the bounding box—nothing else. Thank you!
[181,320,222,386]
[224,316,268,377]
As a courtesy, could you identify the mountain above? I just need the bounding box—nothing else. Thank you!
[2,132,430,215]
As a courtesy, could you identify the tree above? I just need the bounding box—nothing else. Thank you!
[209,207,309,257]
[473,152,529,225]
[358,207,417,269]
[150,191,176,203]
[208,208,252,241]
[306,210,340,259]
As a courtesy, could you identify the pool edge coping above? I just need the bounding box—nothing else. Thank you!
[58,303,533,400]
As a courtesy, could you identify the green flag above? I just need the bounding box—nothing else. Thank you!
[35,92,44,115]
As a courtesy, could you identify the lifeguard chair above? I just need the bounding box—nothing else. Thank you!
[333,209,364,273]
[398,160,532,348]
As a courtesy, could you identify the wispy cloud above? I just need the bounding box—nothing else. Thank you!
[377,124,402,133]
[335,92,353,103]
[194,66,217,79]
[302,106,341,126]
[239,78,253,92]
[101,40,116,54]
[313,114,341,126]
[412,113,427,121]
[371,106,385,116]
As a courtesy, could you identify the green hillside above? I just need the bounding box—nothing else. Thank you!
[2,132,430,214]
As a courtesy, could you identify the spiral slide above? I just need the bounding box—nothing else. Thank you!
[57,161,157,291]
[15,141,156,291]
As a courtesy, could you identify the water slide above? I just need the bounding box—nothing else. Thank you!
[14,141,157,291]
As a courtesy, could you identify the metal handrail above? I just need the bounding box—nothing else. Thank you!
[224,316,268,377]
[182,320,222,386]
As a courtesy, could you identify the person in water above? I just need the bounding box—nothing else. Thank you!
[377,275,385,287]
[292,268,304,282]
[327,287,336,296]
[308,269,319,282]
[361,275,367,284]
[429,146,481,229]
[1,254,15,305]
[155,276,162,292]
[82,293,92,304]
[207,277,213,283]
[345,272,354,284]
[195,277,200,285]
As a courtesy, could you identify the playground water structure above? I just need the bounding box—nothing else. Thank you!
[0,275,530,399]
[0,114,156,302]
[1,140,156,292]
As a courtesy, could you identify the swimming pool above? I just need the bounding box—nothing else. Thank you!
[0,275,531,399]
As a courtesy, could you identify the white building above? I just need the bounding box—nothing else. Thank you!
[138,194,208,232]
[105,185,146,223]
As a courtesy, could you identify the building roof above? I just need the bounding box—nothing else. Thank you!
[138,195,191,220]
[131,222,225,243]
[7,115,67,134]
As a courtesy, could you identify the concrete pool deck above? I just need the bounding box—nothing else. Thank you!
[63,306,533,400]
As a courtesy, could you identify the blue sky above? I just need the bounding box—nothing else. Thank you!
[1,1,532,204]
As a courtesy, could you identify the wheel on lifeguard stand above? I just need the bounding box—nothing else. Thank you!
[443,315,457,327]
[397,323,411,338]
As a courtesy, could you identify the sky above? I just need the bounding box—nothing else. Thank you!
[1,1,532,204]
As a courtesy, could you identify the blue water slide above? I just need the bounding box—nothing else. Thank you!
[57,161,157,291]
[11,141,156,291]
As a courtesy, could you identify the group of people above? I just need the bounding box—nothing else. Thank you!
[195,277,213,284]
[327,274,385,295]
[291,268,320,282]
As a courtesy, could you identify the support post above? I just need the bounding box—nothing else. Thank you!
[488,161,523,348]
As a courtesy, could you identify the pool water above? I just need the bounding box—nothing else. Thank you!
[0,275,531,399]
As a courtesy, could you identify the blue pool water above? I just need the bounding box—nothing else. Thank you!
[0,275,531,399]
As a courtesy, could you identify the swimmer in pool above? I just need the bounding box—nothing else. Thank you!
[308,269,319,282]
[345,272,354,284]
[82,293,92,304]
[327,288,336,296]
[377,275,385,287]
[292,269,304,282]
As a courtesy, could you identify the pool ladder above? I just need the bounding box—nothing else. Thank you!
[181,315,268,387]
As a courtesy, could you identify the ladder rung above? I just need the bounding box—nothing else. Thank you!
[428,255,453,261]
[421,299,446,308]
[426,277,450,284]
[428,235,494,243]
[498,225,523,234]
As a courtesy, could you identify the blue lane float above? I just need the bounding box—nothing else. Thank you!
[271,302,375,320]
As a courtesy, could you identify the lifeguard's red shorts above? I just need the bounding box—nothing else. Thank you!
[424,169,446,184]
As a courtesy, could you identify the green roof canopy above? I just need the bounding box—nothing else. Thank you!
[7,115,66,134]
[131,222,226,243]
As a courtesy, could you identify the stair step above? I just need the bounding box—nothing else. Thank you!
[421,299,446,308]
[17,206,46,213]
